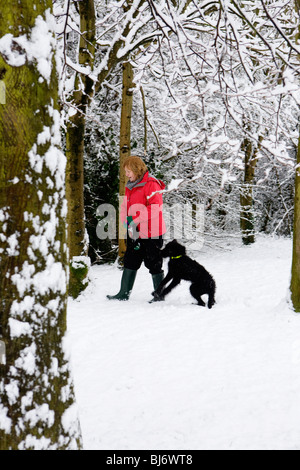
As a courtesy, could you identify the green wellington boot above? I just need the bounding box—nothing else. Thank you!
[149,272,164,304]
[107,268,137,301]
[152,272,164,291]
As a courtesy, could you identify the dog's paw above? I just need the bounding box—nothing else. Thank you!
[151,291,165,302]
[149,297,165,303]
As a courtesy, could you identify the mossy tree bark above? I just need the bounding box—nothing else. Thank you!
[0,0,82,450]
[66,0,96,298]
[290,0,300,311]
[291,135,300,311]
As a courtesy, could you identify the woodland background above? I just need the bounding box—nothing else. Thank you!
[57,0,299,270]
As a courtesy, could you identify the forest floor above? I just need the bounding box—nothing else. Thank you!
[68,236,300,450]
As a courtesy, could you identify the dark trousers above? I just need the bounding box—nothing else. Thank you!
[124,236,164,275]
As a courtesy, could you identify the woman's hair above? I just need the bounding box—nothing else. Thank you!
[123,156,148,179]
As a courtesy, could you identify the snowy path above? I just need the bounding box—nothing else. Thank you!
[68,237,300,450]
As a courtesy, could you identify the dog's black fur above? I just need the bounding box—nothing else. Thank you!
[152,240,216,308]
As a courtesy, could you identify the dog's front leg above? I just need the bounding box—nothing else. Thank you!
[160,277,181,298]
[153,272,172,295]
[151,272,172,301]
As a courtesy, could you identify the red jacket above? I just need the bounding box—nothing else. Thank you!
[121,171,166,239]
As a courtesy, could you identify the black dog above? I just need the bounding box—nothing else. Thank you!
[152,240,216,308]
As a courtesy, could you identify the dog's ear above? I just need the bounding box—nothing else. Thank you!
[178,243,186,255]
[171,239,186,254]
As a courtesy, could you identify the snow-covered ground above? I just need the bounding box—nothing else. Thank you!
[68,236,300,450]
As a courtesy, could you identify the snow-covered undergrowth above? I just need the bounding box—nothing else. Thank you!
[68,237,300,450]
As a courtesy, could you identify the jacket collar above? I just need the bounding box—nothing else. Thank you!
[126,171,166,191]
[126,172,147,190]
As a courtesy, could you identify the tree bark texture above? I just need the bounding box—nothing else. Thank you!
[0,0,82,449]
[291,136,300,311]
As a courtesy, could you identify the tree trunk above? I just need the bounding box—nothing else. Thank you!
[290,132,300,312]
[0,0,82,449]
[66,0,96,298]
[118,61,134,261]
[240,135,263,245]
[289,0,300,312]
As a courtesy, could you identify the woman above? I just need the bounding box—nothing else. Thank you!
[107,156,166,301]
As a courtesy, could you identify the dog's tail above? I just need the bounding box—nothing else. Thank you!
[208,279,216,309]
